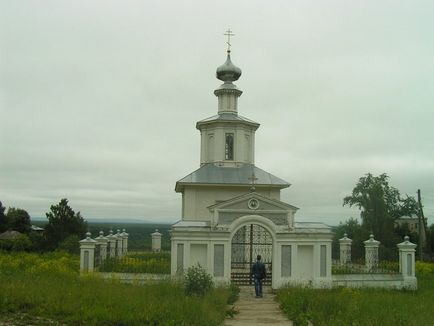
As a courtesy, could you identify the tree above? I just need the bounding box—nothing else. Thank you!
[0,234,32,251]
[343,173,418,249]
[6,207,31,233]
[57,234,80,254]
[393,195,420,219]
[0,201,8,233]
[333,217,368,260]
[45,199,87,250]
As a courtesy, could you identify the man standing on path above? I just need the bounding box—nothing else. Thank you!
[251,255,266,298]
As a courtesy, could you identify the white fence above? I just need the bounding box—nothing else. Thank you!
[79,229,129,272]
[334,234,417,290]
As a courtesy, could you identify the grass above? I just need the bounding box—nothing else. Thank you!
[0,251,232,326]
[99,252,171,274]
[276,262,434,326]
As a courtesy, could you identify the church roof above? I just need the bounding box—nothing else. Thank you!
[196,113,259,129]
[175,163,290,192]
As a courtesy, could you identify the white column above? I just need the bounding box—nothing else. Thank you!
[364,234,380,272]
[95,231,108,262]
[106,230,117,258]
[397,236,417,289]
[339,233,352,265]
[121,229,129,255]
[79,232,97,272]
[115,229,123,257]
[292,244,299,279]
[151,229,162,252]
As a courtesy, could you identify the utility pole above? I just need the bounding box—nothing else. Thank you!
[417,189,426,260]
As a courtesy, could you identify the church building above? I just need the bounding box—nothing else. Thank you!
[170,43,333,288]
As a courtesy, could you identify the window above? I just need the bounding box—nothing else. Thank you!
[225,133,234,160]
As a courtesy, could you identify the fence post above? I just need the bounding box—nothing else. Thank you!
[79,232,97,272]
[121,229,129,255]
[95,231,108,263]
[116,229,123,257]
[364,234,380,272]
[339,233,352,265]
[107,229,117,258]
[397,236,417,289]
[152,229,162,252]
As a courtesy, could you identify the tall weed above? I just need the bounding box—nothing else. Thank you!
[0,252,230,325]
[99,252,170,274]
[277,272,434,326]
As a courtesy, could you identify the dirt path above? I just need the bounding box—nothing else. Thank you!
[224,286,292,326]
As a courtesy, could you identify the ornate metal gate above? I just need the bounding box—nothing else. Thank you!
[231,223,272,285]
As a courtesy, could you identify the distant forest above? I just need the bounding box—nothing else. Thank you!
[33,221,172,251]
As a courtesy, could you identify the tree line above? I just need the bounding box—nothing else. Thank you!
[0,198,87,253]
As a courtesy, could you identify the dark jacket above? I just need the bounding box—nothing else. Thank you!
[252,261,266,280]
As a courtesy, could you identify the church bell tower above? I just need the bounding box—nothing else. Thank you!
[175,32,290,221]
[196,49,259,167]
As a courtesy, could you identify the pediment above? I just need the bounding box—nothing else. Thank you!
[208,192,298,213]
[208,192,298,230]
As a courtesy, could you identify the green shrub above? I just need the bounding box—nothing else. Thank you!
[0,234,32,251]
[227,283,240,304]
[28,232,45,252]
[416,261,434,276]
[184,264,214,296]
[57,234,80,254]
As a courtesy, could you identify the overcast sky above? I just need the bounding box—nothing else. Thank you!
[1,0,433,226]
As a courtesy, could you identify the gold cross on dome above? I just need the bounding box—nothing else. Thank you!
[224,29,235,52]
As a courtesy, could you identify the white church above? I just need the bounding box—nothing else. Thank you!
[170,44,334,289]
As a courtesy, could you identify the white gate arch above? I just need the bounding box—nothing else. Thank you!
[229,215,277,286]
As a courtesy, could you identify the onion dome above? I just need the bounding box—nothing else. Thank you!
[216,51,242,82]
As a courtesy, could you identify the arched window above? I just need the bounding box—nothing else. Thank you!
[225,133,234,160]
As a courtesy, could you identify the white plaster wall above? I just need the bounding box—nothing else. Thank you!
[171,232,232,282]
[171,215,334,288]
[80,246,95,272]
[297,245,314,280]
[218,93,238,113]
[199,125,256,165]
[182,186,281,220]
[272,239,333,288]
[190,243,208,269]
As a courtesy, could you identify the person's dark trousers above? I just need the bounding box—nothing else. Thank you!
[254,277,263,297]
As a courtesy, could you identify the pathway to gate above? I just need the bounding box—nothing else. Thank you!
[224,286,292,326]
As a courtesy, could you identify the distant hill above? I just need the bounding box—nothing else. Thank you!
[31,216,175,224]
